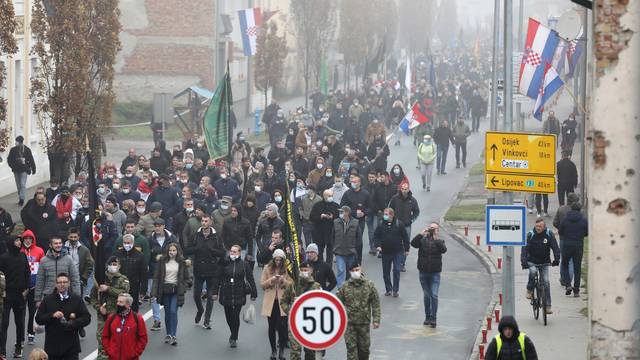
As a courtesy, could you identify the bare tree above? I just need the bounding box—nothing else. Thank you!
[435,0,459,49]
[397,0,436,54]
[31,0,121,182]
[0,0,18,152]
[254,22,287,109]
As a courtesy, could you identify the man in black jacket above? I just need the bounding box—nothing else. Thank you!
[221,205,254,262]
[114,234,147,312]
[432,120,454,175]
[309,190,340,263]
[410,222,446,327]
[20,192,58,250]
[485,316,538,360]
[521,218,560,314]
[35,272,91,360]
[389,183,420,272]
[186,214,224,330]
[340,175,370,263]
[369,172,395,255]
[374,208,409,298]
[305,243,336,291]
[7,136,36,206]
[556,149,578,206]
[0,236,31,358]
[558,202,588,297]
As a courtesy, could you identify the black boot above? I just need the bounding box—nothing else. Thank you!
[278,347,286,360]
[270,349,277,360]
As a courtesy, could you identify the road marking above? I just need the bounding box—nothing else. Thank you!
[81,307,158,360]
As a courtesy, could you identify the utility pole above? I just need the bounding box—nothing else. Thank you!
[515,0,524,132]
[489,0,501,207]
[589,1,640,358]
[579,6,588,216]
[502,0,515,318]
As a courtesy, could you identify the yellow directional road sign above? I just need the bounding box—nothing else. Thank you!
[485,132,556,176]
[485,173,556,193]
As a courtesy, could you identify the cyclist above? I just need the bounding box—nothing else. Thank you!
[485,316,538,360]
[521,218,560,314]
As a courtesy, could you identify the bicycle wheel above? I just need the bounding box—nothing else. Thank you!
[540,284,548,326]
[532,281,540,320]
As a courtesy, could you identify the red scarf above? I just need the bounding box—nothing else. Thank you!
[55,196,73,219]
[137,180,154,194]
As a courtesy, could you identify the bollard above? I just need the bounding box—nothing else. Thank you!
[482,328,487,344]
[487,245,492,252]
[479,344,485,360]
[476,235,481,246]
[499,293,503,305]
[497,257,502,269]
[486,316,492,330]
[495,309,501,323]
[465,225,469,237]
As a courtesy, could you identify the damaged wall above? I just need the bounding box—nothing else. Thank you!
[589,0,640,358]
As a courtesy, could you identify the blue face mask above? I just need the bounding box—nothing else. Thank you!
[383,214,390,222]
[185,163,193,169]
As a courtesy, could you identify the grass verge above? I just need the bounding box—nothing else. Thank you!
[468,162,484,176]
[444,203,486,222]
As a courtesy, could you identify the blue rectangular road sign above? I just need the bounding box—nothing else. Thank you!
[486,205,527,246]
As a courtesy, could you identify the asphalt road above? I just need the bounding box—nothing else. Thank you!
[3,120,492,360]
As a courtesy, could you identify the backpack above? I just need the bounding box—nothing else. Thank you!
[526,229,553,243]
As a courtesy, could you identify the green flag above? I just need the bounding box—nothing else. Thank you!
[203,69,233,161]
[320,58,328,95]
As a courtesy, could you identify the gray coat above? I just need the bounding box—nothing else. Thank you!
[333,218,359,256]
[35,249,81,301]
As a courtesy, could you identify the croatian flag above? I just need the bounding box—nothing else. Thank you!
[551,38,568,77]
[567,39,584,78]
[399,102,429,135]
[533,64,564,121]
[518,18,560,100]
[238,8,262,56]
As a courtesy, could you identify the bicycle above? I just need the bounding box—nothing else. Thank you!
[530,263,550,326]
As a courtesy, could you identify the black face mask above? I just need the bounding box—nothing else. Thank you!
[116,305,127,314]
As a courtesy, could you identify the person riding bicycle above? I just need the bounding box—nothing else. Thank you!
[485,316,538,360]
[521,218,560,314]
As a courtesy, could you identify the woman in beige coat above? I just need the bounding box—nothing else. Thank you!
[260,249,292,360]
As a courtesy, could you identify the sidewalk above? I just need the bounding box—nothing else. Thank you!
[444,151,588,359]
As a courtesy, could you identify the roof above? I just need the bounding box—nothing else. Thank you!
[174,86,214,100]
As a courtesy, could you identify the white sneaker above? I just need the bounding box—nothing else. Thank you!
[536,212,541,217]
[528,208,533,214]
[542,212,549,217]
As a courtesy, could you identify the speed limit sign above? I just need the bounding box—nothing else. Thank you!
[289,290,347,350]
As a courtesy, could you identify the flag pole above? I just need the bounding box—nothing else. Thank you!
[226,60,232,174]
[561,83,588,115]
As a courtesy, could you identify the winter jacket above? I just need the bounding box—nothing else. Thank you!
[418,142,437,164]
[20,200,58,250]
[373,219,409,255]
[150,255,191,306]
[340,188,370,220]
[181,216,201,252]
[21,230,45,288]
[64,241,94,285]
[0,241,30,292]
[299,193,322,223]
[433,126,454,147]
[35,249,82,301]
[7,143,36,174]
[148,230,178,277]
[542,118,560,136]
[309,259,337,291]
[260,264,293,317]
[557,158,578,188]
[485,316,538,360]
[452,123,471,144]
[213,178,241,204]
[411,234,447,273]
[135,214,160,239]
[255,215,285,255]
[186,227,225,277]
[113,233,150,266]
[35,291,91,357]
[333,218,358,256]
[146,186,179,220]
[114,248,148,296]
[212,207,233,235]
[521,228,560,266]
[221,216,254,254]
[558,210,588,247]
[106,205,127,236]
[388,192,420,226]
[372,182,396,214]
[309,201,340,244]
[0,209,14,251]
[101,310,148,360]
[215,257,257,307]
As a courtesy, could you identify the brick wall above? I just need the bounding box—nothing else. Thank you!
[127,0,215,37]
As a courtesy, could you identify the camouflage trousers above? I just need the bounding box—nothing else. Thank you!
[96,319,108,360]
[289,329,316,360]
[345,324,370,360]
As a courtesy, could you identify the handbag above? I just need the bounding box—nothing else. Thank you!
[162,283,177,295]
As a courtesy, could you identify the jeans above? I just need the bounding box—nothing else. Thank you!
[0,291,25,354]
[14,172,27,202]
[381,252,403,293]
[436,145,449,173]
[149,279,161,321]
[527,262,552,306]
[535,194,549,213]
[557,184,575,206]
[193,276,215,323]
[162,293,178,337]
[455,142,467,167]
[84,268,94,297]
[561,245,583,291]
[419,272,441,321]
[335,254,356,288]
[472,115,480,132]
[302,221,314,247]
[224,305,242,340]
[366,214,379,252]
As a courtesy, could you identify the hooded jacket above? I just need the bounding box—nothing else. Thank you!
[485,316,538,360]
[221,215,253,254]
[521,227,560,266]
[0,237,30,292]
[186,227,225,277]
[215,256,257,307]
[558,210,588,247]
[35,248,82,301]
[20,230,45,288]
[388,191,420,226]
[20,198,58,250]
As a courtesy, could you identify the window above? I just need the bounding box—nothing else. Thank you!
[13,0,24,16]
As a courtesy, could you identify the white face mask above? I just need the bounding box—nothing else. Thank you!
[316,163,324,170]
[220,174,228,179]
[327,196,334,202]
[220,204,229,210]
[325,172,333,177]
[274,196,283,203]
[349,270,362,280]
[136,207,145,214]
[186,207,194,212]
[74,194,83,200]
[122,188,130,194]
[300,271,311,278]
[107,265,119,274]
[254,186,262,192]
[230,254,240,261]
[123,243,134,252]
[112,184,120,190]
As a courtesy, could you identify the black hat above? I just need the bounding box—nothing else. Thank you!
[105,195,118,205]
[300,261,312,269]
[347,262,361,271]
[153,218,165,226]
[149,202,162,212]
[15,136,24,143]
[59,185,70,193]
[106,256,120,265]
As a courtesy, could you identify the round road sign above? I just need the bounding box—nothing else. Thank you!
[288,290,347,350]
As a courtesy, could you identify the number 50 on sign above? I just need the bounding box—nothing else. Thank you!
[289,290,348,350]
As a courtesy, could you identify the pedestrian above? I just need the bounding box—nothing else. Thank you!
[561,113,578,153]
[35,273,91,360]
[534,193,549,217]
[101,293,148,360]
[19,230,45,345]
[432,120,454,175]
[281,261,321,360]
[336,263,381,360]
[185,213,224,330]
[298,185,322,246]
[485,316,538,360]
[305,244,336,291]
[0,236,31,359]
[552,192,579,287]
[521,219,560,314]
[452,118,471,168]
[255,205,285,265]
[0,207,14,255]
[64,228,93,300]
[309,190,340,262]
[150,243,191,346]
[374,208,409,297]
[147,217,177,331]
[388,183,420,272]
[411,222,447,327]
[214,245,257,348]
[20,192,58,250]
[542,111,560,137]
[333,206,359,288]
[417,133,436,186]
[370,172,395,253]
[260,249,292,360]
[114,234,146,313]
[558,201,588,297]
[35,236,82,304]
[556,149,578,206]
[340,175,370,263]
[90,257,130,360]
[220,205,254,262]
[7,135,36,206]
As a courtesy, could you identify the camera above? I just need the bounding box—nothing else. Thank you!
[427,228,436,235]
